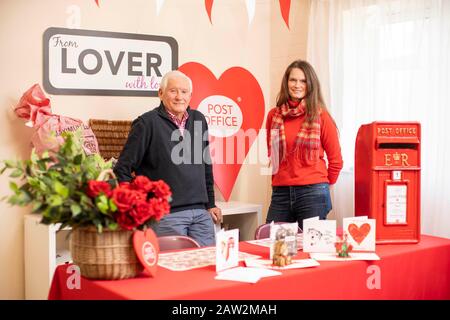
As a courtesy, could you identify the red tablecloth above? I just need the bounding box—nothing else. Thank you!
[48,235,450,300]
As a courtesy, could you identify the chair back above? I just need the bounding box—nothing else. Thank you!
[254,222,302,240]
[158,235,201,252]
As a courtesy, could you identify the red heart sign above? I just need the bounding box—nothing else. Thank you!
[133,228,159,277]
[348,223,371,245]
[179,62,265,201]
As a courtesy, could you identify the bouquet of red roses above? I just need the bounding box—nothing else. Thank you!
[87,176,171,231]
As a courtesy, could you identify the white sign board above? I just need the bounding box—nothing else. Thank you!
[43,27,178,96]
[386,184,407,224]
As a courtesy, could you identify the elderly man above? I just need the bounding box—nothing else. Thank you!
[114,70,222,246]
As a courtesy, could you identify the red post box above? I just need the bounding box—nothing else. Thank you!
[355,122,421,244]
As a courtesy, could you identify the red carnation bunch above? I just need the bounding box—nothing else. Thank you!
[86,175,171,231]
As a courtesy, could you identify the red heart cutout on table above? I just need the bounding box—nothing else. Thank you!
[348,223,371,245]
[133,228,159,277]
[179,62,265,201]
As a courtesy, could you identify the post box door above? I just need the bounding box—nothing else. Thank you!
[373,170,420,243]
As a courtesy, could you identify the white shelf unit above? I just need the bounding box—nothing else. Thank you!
[215,201,263,241]
[24,214,72,300]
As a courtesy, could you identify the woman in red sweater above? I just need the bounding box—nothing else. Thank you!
[266,60,343,230]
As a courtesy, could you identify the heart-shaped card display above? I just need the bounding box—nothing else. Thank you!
[348,223,371,245]
[179,62,265,201]
[133,228,159,277]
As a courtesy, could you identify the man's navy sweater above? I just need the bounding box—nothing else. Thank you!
[114,103,215,213]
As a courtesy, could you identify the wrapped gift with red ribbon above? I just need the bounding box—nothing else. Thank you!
[14,84,99,155]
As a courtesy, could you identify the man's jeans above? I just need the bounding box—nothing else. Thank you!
[266,183,332,230]
[151,208,215,247]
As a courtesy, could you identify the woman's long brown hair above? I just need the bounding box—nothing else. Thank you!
[276,60,328,124]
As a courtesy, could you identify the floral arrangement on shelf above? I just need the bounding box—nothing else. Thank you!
[0,130,171,232]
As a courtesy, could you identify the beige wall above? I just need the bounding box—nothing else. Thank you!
[0,0,309,299]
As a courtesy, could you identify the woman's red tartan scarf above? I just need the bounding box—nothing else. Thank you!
[269,99,321,164]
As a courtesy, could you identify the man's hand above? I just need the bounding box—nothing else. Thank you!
[208,207,223,224]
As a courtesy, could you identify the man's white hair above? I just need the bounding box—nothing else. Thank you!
[159,70,193,93]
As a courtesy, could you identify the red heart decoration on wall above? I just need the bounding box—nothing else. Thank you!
[179,62,265,201]
[133,228,159,277]
[348,223,371,245]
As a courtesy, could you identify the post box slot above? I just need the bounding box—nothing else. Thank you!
[377,143,417,149]
[376,137,419,149]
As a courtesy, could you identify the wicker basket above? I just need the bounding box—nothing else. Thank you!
[70,226,144,280]
[88,119,132,160]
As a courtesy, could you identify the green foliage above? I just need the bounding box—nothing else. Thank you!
[0,130,115,232]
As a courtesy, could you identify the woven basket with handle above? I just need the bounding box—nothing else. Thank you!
[70,169,143,280]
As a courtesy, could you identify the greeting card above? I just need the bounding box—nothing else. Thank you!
[269,222,299,261]
[310,252,380,261]
[216,228,239,272]
[303,217,336,253]
[343,217,376,251]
